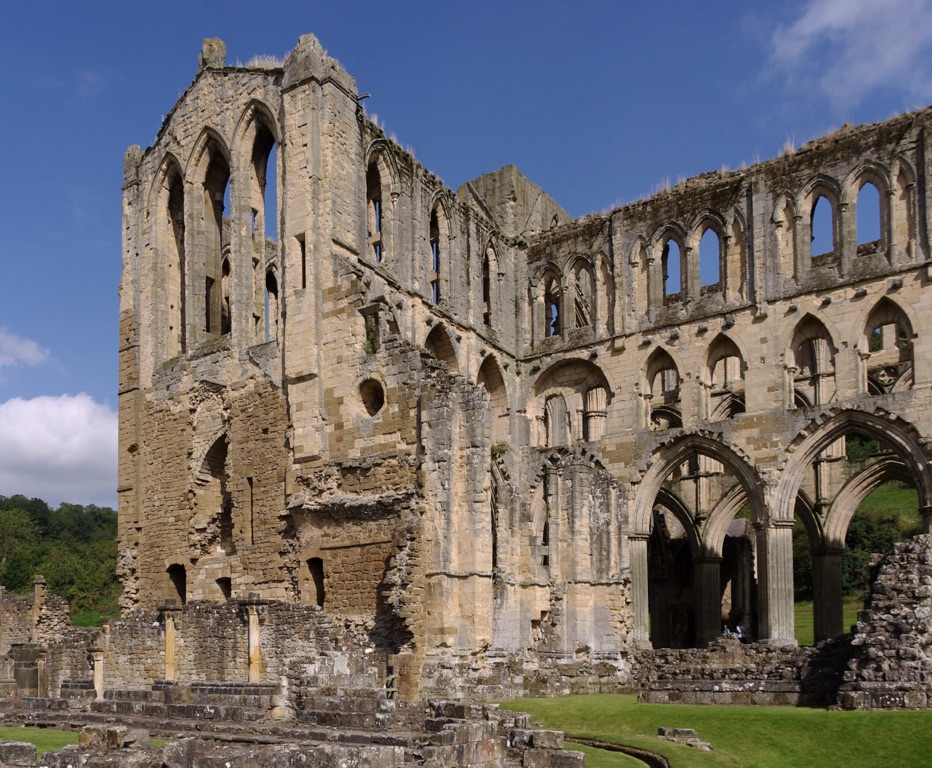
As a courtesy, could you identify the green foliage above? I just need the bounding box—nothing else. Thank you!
[0,495,120,623]
[845,434,879,461]
[794,482,919,603]
[500,694,932,768]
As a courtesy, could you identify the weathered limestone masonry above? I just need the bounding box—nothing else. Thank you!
[109,31,932,703]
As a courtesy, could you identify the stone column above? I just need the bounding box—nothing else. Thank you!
[91,650,104,700]
[629,534,650,648]
[164,612,177,682]
[694,556,723,647]
[812,548,844,642]
[756,519,796,645]
[247,603,262,683]
[584,387,607,442]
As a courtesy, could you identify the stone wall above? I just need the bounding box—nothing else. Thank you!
[839,534,932,708]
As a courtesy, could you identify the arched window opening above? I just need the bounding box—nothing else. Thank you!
[167,564,187,606]
[165,168,186,356]
[698,228,721,288]
[646,351,682,430]
[482,249,492,325]
[265,270,279,342]
[662,239,682,298]
[429,207,441,303]
[710,356,745,419]
[216,577,232,601]
[791,318,836,407]
[544,276,562,337]
[856,181,881,251]
[307,557,325,608]
[707,335,745,420]
[810,194,834,258]
[203,148,230,338]
[573,263,594,328]
[544,394,569,447]
[865,300,913,394]
[366,161,384,263]
[424,325,459,373]
[191,436,234,557]
[477,355,509,443]
[249,121,277,243]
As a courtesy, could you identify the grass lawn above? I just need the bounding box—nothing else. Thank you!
[0,726,77,755]
[794,597,862,646]
[499,694,932,768]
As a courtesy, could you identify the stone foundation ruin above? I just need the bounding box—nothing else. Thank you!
[4,30,932,764]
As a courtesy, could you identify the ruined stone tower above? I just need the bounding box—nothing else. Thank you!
[118,34,932,696]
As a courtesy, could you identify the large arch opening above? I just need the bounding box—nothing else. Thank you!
[777,411,932,644]
[635,437,763,648]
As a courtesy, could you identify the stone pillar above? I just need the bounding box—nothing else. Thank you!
[756,519,796,645]
[247,603,261,683]
[584,387,607,442]
[164,612,177,682]
[32,576,47,643]
[629,534,650,648]
[694,556,723,646]
[91,650,104,700]
[36,655,46,698]
[812,548,844,642]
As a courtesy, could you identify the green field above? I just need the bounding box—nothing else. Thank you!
[794,597,862,646]
[0,726,77,756]
[500,695,932,768]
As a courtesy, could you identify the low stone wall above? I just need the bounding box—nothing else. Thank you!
[636,636,851,706]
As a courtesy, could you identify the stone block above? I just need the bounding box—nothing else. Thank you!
[522,748,586,767]
[0,741,37,767]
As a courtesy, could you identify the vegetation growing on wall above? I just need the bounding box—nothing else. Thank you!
[0,495,119,625]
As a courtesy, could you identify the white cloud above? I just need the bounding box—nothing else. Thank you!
[0,328,49,368]
[0,394,117,508]
[770,0,932,109]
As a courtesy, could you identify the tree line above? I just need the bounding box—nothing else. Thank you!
[0,495,119,624]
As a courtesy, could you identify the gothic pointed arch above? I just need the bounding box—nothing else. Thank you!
[150,153,187,359]
[644,347,682,429]
[423,323,459,374]
[860,297,914,394]
[477,354,509,443]
[705,333,746,420]
[787,314,838,407]
[775,409,932,524]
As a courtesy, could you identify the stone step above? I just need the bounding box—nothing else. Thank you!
[295,708,393,731]
[297,695,394,715]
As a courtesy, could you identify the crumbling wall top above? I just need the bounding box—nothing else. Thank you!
[198,38,226,71]
[283,33,356,94]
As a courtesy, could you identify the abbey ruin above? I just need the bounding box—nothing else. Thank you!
[114,32,932,695]
[2,36,932,755]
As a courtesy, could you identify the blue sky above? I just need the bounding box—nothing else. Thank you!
[1,0,931,507]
